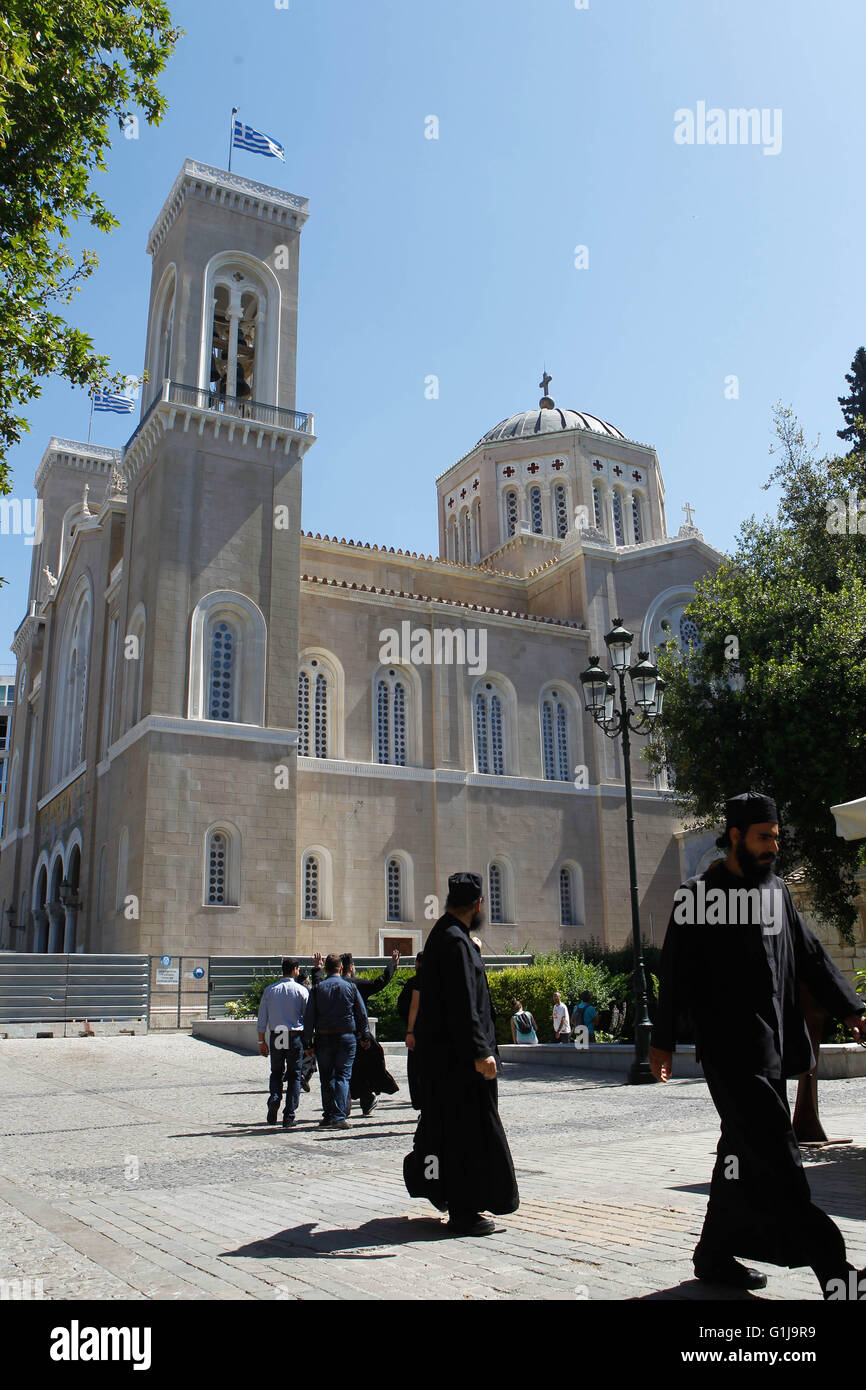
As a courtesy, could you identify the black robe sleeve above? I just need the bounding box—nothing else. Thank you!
[652,899,694,1053]
[356,956,396,1002]
[786,885,865,1022]
[439,934,491,1062]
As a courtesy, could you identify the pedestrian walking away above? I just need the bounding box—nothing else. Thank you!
[303,953,372,1127]
[257,959,308,1128]
[552,992,571,1043]
[341,949,400,1115]
[651,791,866,1299]
[572,991,597,1044]
[404,871,519,1236]
[510,998,539,1044]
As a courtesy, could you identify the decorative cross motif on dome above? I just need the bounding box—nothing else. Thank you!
[539,370,552,396]
[613,465,623,477]
[552,459,565,470]
[632,470,642,482]
[592,460,603,471]
[460,488,467,499]
[503,466,516,478]
[527,462,540,474]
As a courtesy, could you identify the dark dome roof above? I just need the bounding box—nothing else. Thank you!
[479,406,626,445]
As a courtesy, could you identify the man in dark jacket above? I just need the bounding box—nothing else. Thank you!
[404,872,519,1236]
[341,949,400,1115]
[303,954,371,1128]
[651,791,866,1298]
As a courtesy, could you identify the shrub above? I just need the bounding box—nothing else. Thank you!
[225,970,280,1018]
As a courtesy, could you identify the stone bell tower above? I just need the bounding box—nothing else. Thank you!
[94,160,316,958]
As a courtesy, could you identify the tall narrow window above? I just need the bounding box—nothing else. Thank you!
[489,863,503,924]
[461,508,472,564]
[206,831,228,905]
[208,621,236,720]
[387,858,402,921]
[632,495,643,543]
[297,671,310,755]
[474,683,506,775]
[530,486,543,534]
[612,491,625,546]
[376,680,389,763]
[592,485,604,532]
[472,500,481,560]
[447,516,458,561]
[554,484,569,539]
[303,854,319,919]
[542,692,570,781]
[560,867,576,927]
[393,682,406,765]
[314,672,328,757]
[505,489,518,537]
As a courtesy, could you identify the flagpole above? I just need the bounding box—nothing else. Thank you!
[88,391,95,445]
[228,107,238,172]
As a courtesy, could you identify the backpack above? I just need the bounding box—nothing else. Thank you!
[573,1001,588,1027]
[514,1010,534,1035]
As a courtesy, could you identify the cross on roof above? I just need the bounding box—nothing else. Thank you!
[682,500,696,525]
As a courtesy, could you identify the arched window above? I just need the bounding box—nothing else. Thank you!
[474,683,505,775]
[612,490,625,546]
[303,852,320,919]
[447,515,458,561]
[210,284,260,403]
[488,863,504,924]
[679,612,700,651]
[386,857,402,921]
[530,486,543,535]
[121,604,146,732]
[298,653,342,759]
[554,484,569,539]
[188,591,267,726]
[116,827,129,912]
[202,824,240,906]
[102,615,119,756]
[207,618,238,721]
[6,751,19,831]
[460,508,472,564]
[592,485,604,533]
[375,669,408,766]
[560,867,576,927]
[471,499,481,560]
[53,580,91,784]
[541,690,570,781]
[147,264,176,405]
[631,494,643,544]
[559,863,585,929]
[505,489,518,538]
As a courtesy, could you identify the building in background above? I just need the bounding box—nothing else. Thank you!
[0,160,719,959]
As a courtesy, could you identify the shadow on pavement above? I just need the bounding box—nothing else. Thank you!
[222,1215,448,1261]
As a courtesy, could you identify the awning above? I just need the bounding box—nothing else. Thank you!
[831,797,866,841]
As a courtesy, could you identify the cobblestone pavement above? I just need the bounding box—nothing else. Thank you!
[1,1035,864,1301]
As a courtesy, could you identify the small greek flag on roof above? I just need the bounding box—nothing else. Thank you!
[233,118,285,162]
[93,389,135,414]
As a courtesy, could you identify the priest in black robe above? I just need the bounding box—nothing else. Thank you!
[651,792,866,1298]
[403,872,519,1236]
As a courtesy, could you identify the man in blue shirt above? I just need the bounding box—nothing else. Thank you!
[303,953,371,1128]
[257,959,308,1128]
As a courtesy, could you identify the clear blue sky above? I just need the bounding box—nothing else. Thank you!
[2,0,864,660]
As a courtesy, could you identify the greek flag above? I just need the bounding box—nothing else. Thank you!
[232,118,285,162]
[93,389,135,415]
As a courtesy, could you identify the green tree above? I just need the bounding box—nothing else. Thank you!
[0,0,180,502]
[838,346,866,453]
[645,403,866,941]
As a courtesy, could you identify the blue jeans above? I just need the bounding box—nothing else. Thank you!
[269,1032,303,1119]
[315,1032,357,1121]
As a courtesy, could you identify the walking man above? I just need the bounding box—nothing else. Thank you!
[303,953,371,1128]
[341,949,400,1115]
[404,872,519,1236]
[257,959,308,1129]
[651,791,866,1297]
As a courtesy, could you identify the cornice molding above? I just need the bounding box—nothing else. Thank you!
[146,159,310,256]
[98,714,300,773]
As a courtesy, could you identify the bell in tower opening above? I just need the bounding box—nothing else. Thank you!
[209,273,261,409]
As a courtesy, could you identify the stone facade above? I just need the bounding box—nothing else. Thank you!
[1,159,732,961]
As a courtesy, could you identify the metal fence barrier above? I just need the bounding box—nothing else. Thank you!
[0,954,149,1033]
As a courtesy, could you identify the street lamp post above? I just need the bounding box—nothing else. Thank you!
[580,619,666,1085]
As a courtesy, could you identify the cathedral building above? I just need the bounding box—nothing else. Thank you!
[0,160,722,961]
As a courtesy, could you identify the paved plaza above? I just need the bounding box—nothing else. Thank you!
[1,1034,864,1302]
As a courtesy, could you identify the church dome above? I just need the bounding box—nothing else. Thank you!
[479,406,626,445]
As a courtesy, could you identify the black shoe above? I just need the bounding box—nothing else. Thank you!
[446,1213,496,1237]
[282,1115,296,1129]
[318,1117,333,1128]
[694,1255,767,1290]
[331,1118,349,1128]
[267,1099,279,1125]
[362,1096,378,1117]
[301,1075,311,1092]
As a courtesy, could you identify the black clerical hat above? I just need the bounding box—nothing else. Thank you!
[447,871,483,907]
[724,792,779,829]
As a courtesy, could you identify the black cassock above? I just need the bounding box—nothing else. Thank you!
[654,860,864,1273]
[397,971,423,1109]
[350,962,399,1103]
[403,913,519,1217]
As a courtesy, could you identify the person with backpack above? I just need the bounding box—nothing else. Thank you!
[572,990,598,1043]
[509,998,538,1045]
